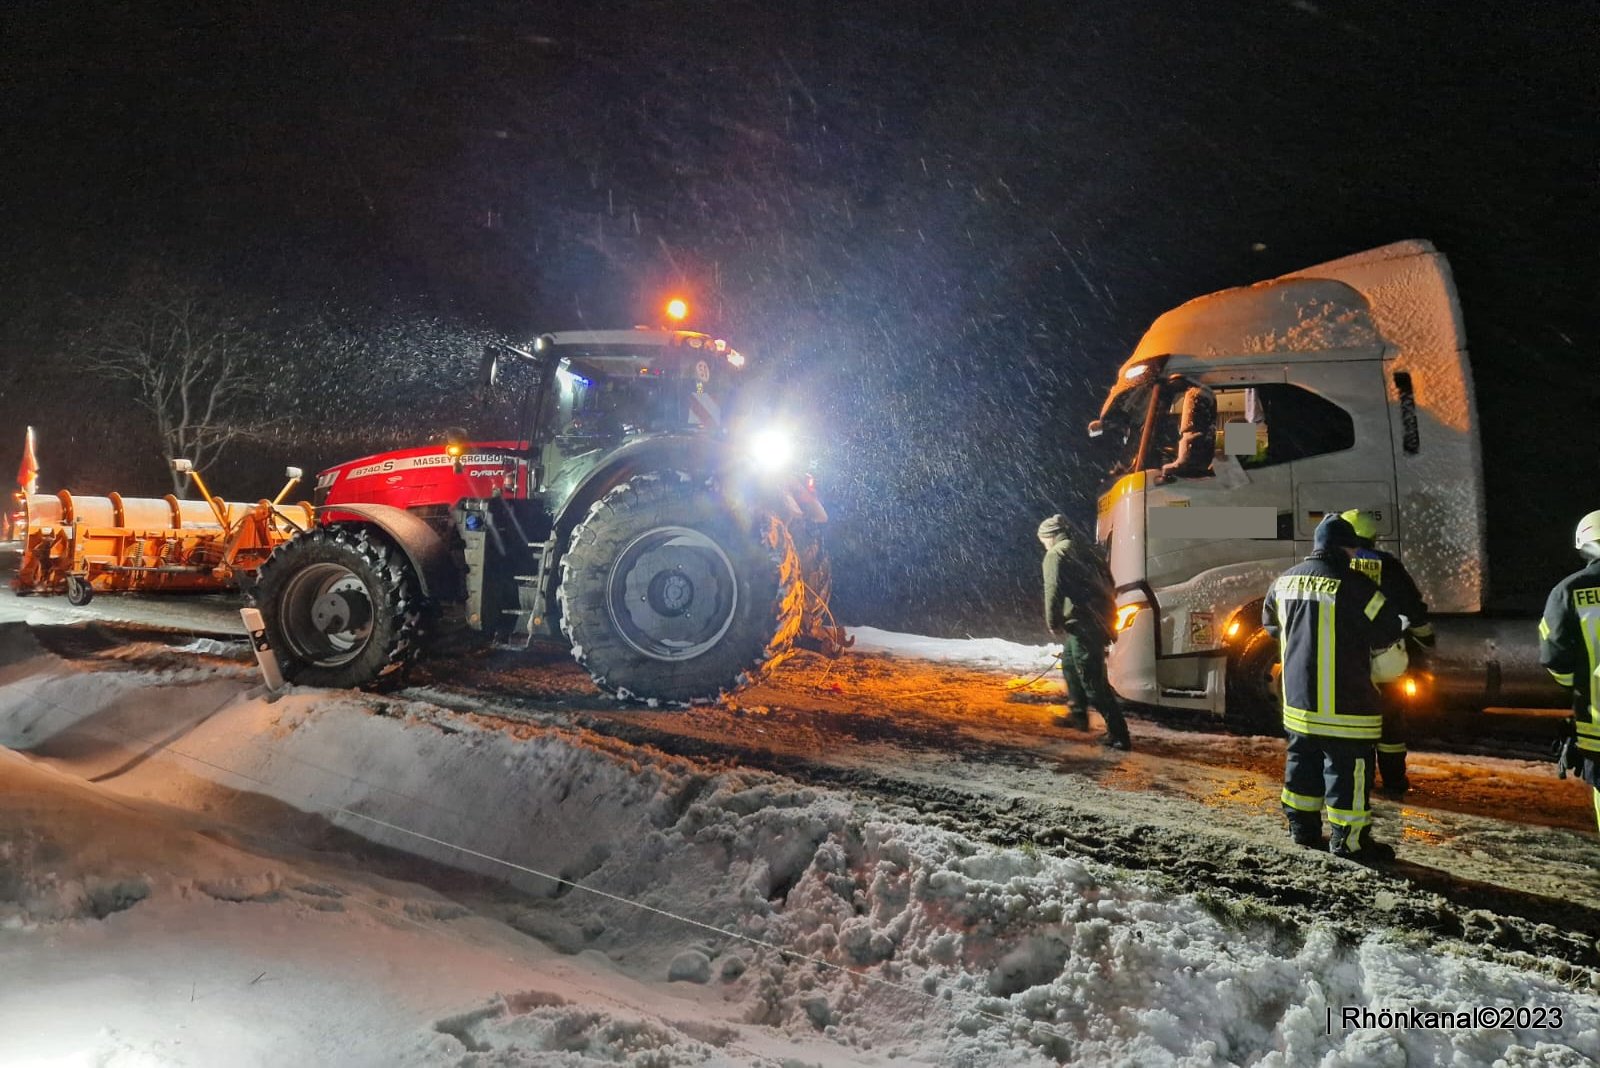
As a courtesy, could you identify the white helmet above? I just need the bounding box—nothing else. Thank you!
[1578,510,1600,560]
[1371,639,1409,684]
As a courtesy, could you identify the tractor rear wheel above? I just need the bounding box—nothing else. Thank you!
[253,525,425,689]
[558,474,803,703]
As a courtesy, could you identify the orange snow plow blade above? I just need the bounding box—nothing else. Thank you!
[12,465,313,605]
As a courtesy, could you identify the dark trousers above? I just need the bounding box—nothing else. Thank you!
[1376,684,1408,788]
[1583,754,1600,835]
[1281,730,1378,850]
[1062,630,1129,741]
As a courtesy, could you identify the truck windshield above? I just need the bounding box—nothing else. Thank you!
[1101,382,1157,476]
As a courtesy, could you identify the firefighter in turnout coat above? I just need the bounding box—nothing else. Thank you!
[1039,514,1132,750]
[1539,510,1600,832]
[1340,509,1435,797]
[1264,514,1405,861]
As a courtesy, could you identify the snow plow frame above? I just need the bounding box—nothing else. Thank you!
[13,464,314,605]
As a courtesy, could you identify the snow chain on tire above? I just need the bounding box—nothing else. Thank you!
[558,472,803,704]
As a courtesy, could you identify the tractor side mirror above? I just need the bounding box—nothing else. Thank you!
[477,345,500,403]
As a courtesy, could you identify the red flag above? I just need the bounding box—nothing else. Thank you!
[16,426,38,496]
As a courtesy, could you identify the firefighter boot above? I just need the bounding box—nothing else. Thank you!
[1053,710,1091,731]
[1287,813,1323,849]
[1376,747,1409,799]
[1329,825,1396,864]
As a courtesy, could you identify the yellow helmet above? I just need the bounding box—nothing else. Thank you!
[1339,509,1378,543]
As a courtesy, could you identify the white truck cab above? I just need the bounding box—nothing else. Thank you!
[1088,240,1562,721]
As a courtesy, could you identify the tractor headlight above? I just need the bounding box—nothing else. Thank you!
[746,427,796,473]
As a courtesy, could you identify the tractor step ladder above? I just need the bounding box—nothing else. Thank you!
[501,540,549,648]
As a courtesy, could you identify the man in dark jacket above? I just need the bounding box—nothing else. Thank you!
[1340,509,1435,798]
[1263,514,1405,862]
[1540,510,1600,832]
[1039,513,1132,750]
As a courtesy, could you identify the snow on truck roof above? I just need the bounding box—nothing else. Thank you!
[1119,238,1462,375]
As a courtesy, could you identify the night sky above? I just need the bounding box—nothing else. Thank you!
[2,1,1594,635]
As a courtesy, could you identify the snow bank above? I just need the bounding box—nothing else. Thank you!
[3,643,1598,1066]
[846,626,1057,675]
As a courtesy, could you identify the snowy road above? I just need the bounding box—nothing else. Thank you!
[3,587,1599,1065]
[5,582,1598,951]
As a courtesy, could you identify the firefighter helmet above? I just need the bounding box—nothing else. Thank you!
[1371,639,1409,684]
[1577,510,1600,560]
[1339,509,1379,543]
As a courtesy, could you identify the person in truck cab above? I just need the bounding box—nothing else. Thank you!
[1540,510,1600,832]
[1340,508,1435,798]
[1264,514,1406,862]
[1157,385,1217,482]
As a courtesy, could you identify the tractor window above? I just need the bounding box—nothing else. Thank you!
[563,363,687,437]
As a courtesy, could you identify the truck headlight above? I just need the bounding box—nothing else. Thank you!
[746,427,795,473]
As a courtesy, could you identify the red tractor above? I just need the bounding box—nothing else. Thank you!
[253,325,847,703]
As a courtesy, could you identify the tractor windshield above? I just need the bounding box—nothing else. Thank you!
[543,344,742,443]
[560,360,688,436]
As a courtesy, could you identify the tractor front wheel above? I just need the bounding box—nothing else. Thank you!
[253,525,425,689]
[558,474,802,703]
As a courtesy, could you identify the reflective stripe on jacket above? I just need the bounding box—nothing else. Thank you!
[1540,559,1600,753]
[1263,550,1405,740]
[1351,548,1434,648]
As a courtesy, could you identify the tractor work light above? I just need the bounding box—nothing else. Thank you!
[665,298,689,321]
[745,427,796,473]
[1114,604,1142,632]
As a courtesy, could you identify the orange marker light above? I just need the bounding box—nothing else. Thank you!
[665,298,688,321]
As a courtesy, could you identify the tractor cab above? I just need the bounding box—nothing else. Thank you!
[511,329,752,514]
[541,330,746,445]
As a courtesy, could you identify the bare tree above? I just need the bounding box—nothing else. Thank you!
[76,279,264,496]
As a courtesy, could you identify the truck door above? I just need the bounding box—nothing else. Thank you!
[1142,369,1296,593]
[1278,361,1398,552]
